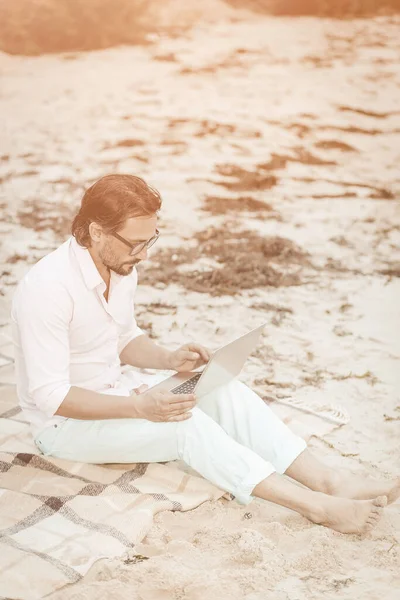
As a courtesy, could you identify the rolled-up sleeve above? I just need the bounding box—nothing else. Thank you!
[14,279,73,417]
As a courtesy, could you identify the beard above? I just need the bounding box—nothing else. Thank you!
[99,242,140,276]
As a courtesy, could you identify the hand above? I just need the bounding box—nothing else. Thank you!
[167,343,212,372]
[133,389,197,422]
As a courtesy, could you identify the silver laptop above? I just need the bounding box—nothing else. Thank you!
[147,322,267,398]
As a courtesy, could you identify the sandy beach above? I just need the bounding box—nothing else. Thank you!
[0,5,400,599]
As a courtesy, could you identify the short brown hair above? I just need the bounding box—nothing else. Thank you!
[71,174,162,247]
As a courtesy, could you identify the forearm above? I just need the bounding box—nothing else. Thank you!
[54,386,141,420]
[119,334,172,370]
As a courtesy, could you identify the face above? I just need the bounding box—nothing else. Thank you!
[92,215,158,277]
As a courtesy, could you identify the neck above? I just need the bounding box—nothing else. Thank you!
[88,247,110,286]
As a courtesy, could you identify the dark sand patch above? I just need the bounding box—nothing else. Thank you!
[256,154,294,171]
[7,254,29,264]
[314,140,357,152]
[308,193,358,199]
[380,265,400,278]
[99,154,149,165]
[285,123,312,138]
[167,118,261,140]
[201,195,276,215]
[179,48,257,76]
[0,170,39,184]
[250,302,293,314]
[134,304,178,339]
[292,177,395,200]
[195,120,261,138]
[330,236,354,247]
[214,164,277,192]
[251,301,293,325]
[303,55,333,68]
[338,106,399,119]
[318,124,399,136]
[15,200,76,239]
[103,139,145,149]
[212,147,339,193]
[153,52,178,62]
[258,147,337,170]
[134,317,158,340]
[139,227,310,295]
[160,139,188,151]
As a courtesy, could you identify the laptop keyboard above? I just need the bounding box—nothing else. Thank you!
[171,372,202,395]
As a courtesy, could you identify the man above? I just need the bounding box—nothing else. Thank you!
[11,174,399,535]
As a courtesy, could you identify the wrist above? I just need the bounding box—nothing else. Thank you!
[128,394,144,419]
[162,349,174,370]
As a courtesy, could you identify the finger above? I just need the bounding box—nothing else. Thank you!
[197,347,211,361]
[167,393,197,405]
[167,410,192,420]
[164,402,196,417]
[198,346,210,362]
[167,401,195,416]
[180,351,200,361]
[186,344,209,361]
[167,412,192,422]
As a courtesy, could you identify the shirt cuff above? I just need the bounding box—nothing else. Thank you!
[32,384,72,418]
[118,327,146,355]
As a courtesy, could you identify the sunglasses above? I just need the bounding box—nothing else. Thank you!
[112,229,160,256]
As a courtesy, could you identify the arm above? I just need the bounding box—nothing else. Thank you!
[118,270,209,371]
[55,386,142,420]
[14,279,73,419]
[14,279,195,422]
[55,385,196,423]
[14,279,143,421]
[119,333,173,370]
[120,334,212,373]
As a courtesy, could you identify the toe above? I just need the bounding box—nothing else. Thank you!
[371,506,383,516]
[367,515,380,524]
[373,495,387,508]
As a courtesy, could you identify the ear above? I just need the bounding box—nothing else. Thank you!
[88,222,102,244]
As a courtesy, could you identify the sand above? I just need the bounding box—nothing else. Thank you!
[0,6,399,600]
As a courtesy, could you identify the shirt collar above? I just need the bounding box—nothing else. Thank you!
[70,236,105,290]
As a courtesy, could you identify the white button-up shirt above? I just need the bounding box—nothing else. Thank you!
[11,236,145,438]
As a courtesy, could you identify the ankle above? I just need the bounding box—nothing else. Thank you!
[320,471,343,496]
[303,492,329,524]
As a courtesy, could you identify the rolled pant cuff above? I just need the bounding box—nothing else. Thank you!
[273,437,307,475]
[232,464,276,506]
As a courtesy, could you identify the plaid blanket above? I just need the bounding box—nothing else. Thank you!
[0,384,230,600]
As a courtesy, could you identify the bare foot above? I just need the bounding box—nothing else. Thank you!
[308,494,387,534]
[327,472,400,504]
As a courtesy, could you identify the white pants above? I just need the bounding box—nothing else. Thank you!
[34,379,307,505]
